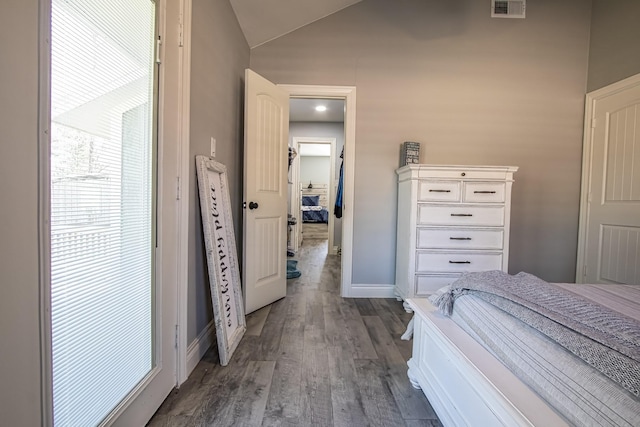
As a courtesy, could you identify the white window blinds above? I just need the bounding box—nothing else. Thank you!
[50,1,156,425]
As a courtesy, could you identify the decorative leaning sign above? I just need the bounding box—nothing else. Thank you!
[195,155,246,366]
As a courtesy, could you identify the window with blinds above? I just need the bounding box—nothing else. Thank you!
[50,1,156,425]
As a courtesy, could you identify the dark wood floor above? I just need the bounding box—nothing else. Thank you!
[148,239,442,427]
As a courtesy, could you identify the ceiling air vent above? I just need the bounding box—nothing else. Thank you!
[491,0,526,19]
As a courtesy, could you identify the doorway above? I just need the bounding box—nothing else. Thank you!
[280,86,356,296]
[287,101,343,284]
[291,137,337,252]
[243,77,356,303]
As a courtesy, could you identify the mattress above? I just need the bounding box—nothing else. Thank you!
[445,283,640,426]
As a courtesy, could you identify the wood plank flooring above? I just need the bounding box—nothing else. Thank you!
[302,222,328,239]
[148,239,442,427]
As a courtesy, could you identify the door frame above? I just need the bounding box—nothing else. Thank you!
[279,85,356,297]
[291,137,337,254]
[174,0,192,386]
[576,72,640,283]
[39,0,189,424]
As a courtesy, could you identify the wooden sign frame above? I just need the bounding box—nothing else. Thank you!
[195,155,246,366]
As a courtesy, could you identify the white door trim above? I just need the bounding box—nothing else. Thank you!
[292,137,337,254]
[290,141,302,251]
[175,0,192,386]
[576,72,640,283]
[279,84,356,297]
[38,0,54,424]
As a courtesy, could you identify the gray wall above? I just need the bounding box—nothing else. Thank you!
[188,0,250,342]
[301,156,331,185]
[0,1,43,425]
[251,0,593,284]
[587,0,640,92]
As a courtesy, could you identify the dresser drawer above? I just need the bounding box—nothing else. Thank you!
[418,205,505,226]
[416,251,503,273]
[418,181,460,202]
[417,228,504,250]
[415,274,461,295]
[416,169,508,180]
[463,182,505,203]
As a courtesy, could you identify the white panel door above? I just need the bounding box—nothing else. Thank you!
[243,70,289,314]
[582,79,640,284]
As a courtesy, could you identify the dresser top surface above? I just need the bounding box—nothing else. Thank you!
[396,164,519,173]
[397,164,518,182]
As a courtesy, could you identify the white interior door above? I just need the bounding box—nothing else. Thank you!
[578,75,640,285]
[243,69,289,314]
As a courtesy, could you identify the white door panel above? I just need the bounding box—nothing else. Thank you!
[243,70,289,314]
[580,77,640,285]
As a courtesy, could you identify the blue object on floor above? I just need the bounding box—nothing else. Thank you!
[287,259,301,279]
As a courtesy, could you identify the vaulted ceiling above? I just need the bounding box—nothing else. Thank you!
[229,0,362,48]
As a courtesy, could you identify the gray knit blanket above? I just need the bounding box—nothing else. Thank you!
[432,270,640,397]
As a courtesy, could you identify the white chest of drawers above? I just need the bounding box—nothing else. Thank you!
[394,164,518,312]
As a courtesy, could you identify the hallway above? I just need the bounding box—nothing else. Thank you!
[148,239,441,426]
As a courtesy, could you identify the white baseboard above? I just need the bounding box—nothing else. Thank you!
[329,245,339,255]
[347,284,395,298]
[186,321,216,377]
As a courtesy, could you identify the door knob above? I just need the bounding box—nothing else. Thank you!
[249,201,259,210]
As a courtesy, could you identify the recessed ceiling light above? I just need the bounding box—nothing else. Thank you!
[315,105,327,112]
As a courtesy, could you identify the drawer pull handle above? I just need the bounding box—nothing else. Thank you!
[451,213,473,217]
[474,191,497,194]
[449,261,471,264]
[429,189,451,193]
[450,237,472,240]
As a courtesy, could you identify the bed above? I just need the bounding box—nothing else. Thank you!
[301,192,329,223]
[405,271,640,427]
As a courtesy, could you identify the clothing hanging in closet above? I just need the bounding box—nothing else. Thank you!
[334,148,344,218]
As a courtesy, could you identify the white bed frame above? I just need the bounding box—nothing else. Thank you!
[406,298,570,427]
[301,183,329,208]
